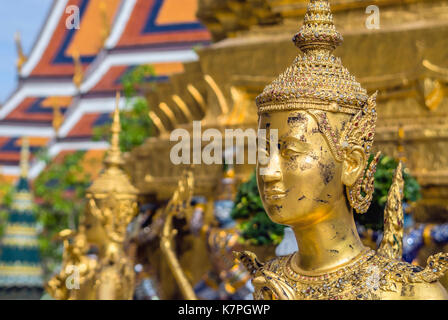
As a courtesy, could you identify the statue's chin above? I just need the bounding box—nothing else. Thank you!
[265,207,298,226]
[266,202,326,227]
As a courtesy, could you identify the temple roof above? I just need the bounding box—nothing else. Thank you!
[0,0,210,182]
[3,96,71,124]
[107,0,210,50]
[22,0,121,78]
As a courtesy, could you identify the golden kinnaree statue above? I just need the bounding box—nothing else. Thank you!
[235,0,448,300]
[47,92,138,300]
[84,93,138,300]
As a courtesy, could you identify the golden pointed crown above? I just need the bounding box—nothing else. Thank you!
[87,92,138,197]
[256,0,368,114]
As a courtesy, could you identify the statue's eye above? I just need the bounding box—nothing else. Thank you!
[282,148,300,158]
[281,142,302,158]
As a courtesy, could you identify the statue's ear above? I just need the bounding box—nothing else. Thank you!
[341,145,366,187]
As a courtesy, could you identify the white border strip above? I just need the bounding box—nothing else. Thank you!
[30,140,110,179]
[0,81,77,119]
[105,0,137,49]
[21,0,69,77]
[81,49,198,93]
[0,126,54,137]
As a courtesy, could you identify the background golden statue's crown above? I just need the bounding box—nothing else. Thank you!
[256,0,368,114]
[87,92,138,197]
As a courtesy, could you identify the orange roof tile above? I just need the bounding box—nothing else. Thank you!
[116,0,210,49]
[31,0,121,77]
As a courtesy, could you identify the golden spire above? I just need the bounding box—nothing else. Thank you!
[256,0,368,113]
[15,31,27,74]
[87,92,137,196]
[19,137,30,178]
[104,92,124,167]
[72,50,83,89]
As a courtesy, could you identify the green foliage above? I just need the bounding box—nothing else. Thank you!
[33,150,92,276]
[231,172,285,246]
[355,155,421,231]
[93,65,154,152]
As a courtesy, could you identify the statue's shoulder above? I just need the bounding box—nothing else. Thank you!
[375,252,448,299]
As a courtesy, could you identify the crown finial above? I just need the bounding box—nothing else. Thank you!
[293,0,343,54]
[19,137,29,178]
[104,92,123,167]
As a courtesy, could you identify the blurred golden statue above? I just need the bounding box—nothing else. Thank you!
[236,0,448,300]
[46,227,97,300]
[47,93,138,300]
[84,93,138,300]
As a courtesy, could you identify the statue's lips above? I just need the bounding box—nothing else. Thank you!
[264,189,287,201]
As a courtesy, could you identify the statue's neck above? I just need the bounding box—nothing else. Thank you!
[291,198,365,274]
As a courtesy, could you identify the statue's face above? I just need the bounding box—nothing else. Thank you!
[257,110,346,226]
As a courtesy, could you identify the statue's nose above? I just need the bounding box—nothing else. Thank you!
[261,167,282,183]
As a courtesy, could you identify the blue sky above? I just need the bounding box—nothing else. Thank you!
[0,0,53,103]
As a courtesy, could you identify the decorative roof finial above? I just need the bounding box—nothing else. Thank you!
[104,92,123,167]
[15,31,27,74]
[293,0,343,54]
[19,137,29,178]
[72,50,83,89]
